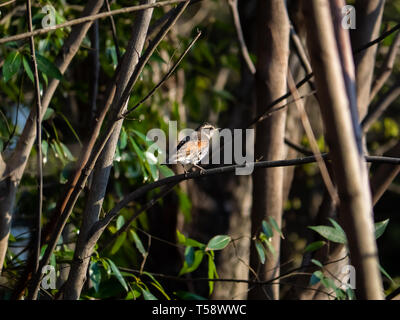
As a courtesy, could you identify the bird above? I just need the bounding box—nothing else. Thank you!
[170,123,219,174]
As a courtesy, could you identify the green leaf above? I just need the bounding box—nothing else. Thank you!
[142,271,170,300]
[22,55,34,83]
[150,281,170,300]
[158,165,175,178]
[116,215,125,231]
[119,129,127,150]
[41,140,48,158]
[207,254,218,296]
[206,235,231,251]
[129,136,145,163]
[262,220,273,238]
[185,246,195,267]
[176,230,205,249]
[176,229,186,245]
[269,217,284,239]
[36,53,62,80]
[3,51,21,82]
[255,240,265,264]
[308,225,347,244]
[310,270,323,285]
[304,241,326,253]
[57,112,82,146]
[106,258,128,292]
[320,277,336,290]
[148,163,159,181]
[43,107,54,121]
[346,288,355,300]
[60,142,75,161]
[110,232,126,255]
[141,288,158,300]
[379,264,394,283]
[375,219,389,240]
[186,239,204,249]
[130,230,146,256]
[177,190,192,222]
[178,250,204,276]
[262,237,276,256]
[125,288,141,300]
[100,258,111,276]
[131,129,155,147]
[311,259,323,268]
[89,261,101,293]
[174,291,207,300]
[50,253,56,267]
[328,218,346,235]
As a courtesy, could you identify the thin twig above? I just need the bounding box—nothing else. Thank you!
[370,31,400,101]
[290,25,315,90]
[0,0,197,45]
[284,137,313,156]
[89,20,100,125]
[287,70,339,205]
[361,81,400,133]
[123,29,202,117]
[354,23,400,54]
[105,0,121,62]
[3,74,23,152]
[100,183,175,253]
[0,0,16,7]
[227,0,255,75]
[26,0,43,275]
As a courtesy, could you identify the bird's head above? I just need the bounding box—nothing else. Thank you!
[197,123,220,139]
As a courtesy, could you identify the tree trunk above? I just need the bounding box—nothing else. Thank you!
[304,0,383,300]
[62,0,156,299]
[248,0,290,300]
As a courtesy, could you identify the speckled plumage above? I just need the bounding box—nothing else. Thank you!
[171,124,218,169]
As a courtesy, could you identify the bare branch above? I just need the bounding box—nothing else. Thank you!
[26,0,43,276]
[370,31,400,101]
[0,0,197,45]
[287,71,338,205]
[227,0,255,75]
[362,81,400,133]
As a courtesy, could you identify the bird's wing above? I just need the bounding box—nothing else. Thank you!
[176,135,190,151]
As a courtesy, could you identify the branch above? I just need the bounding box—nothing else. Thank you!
[305,0,383,299]
[0,0,16,7]
[62,0,157,300]
[361,81,400,133]
[10,0,106,299]
[123,29,202,117]
[354,23,400,55]
[105,0,121,63]
[227,0,255,75]
[369,31,400,101]
[27,1,191,299]
[87,154,400,246]
[0,0,197,45]
[26,0,43,275]
[287,70,338,205]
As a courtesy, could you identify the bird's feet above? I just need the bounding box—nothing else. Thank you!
[193,163,206,175]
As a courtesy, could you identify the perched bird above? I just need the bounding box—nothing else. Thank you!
[171,123,219,173]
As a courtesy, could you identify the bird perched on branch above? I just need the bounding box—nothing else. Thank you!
[171,123,219,174]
